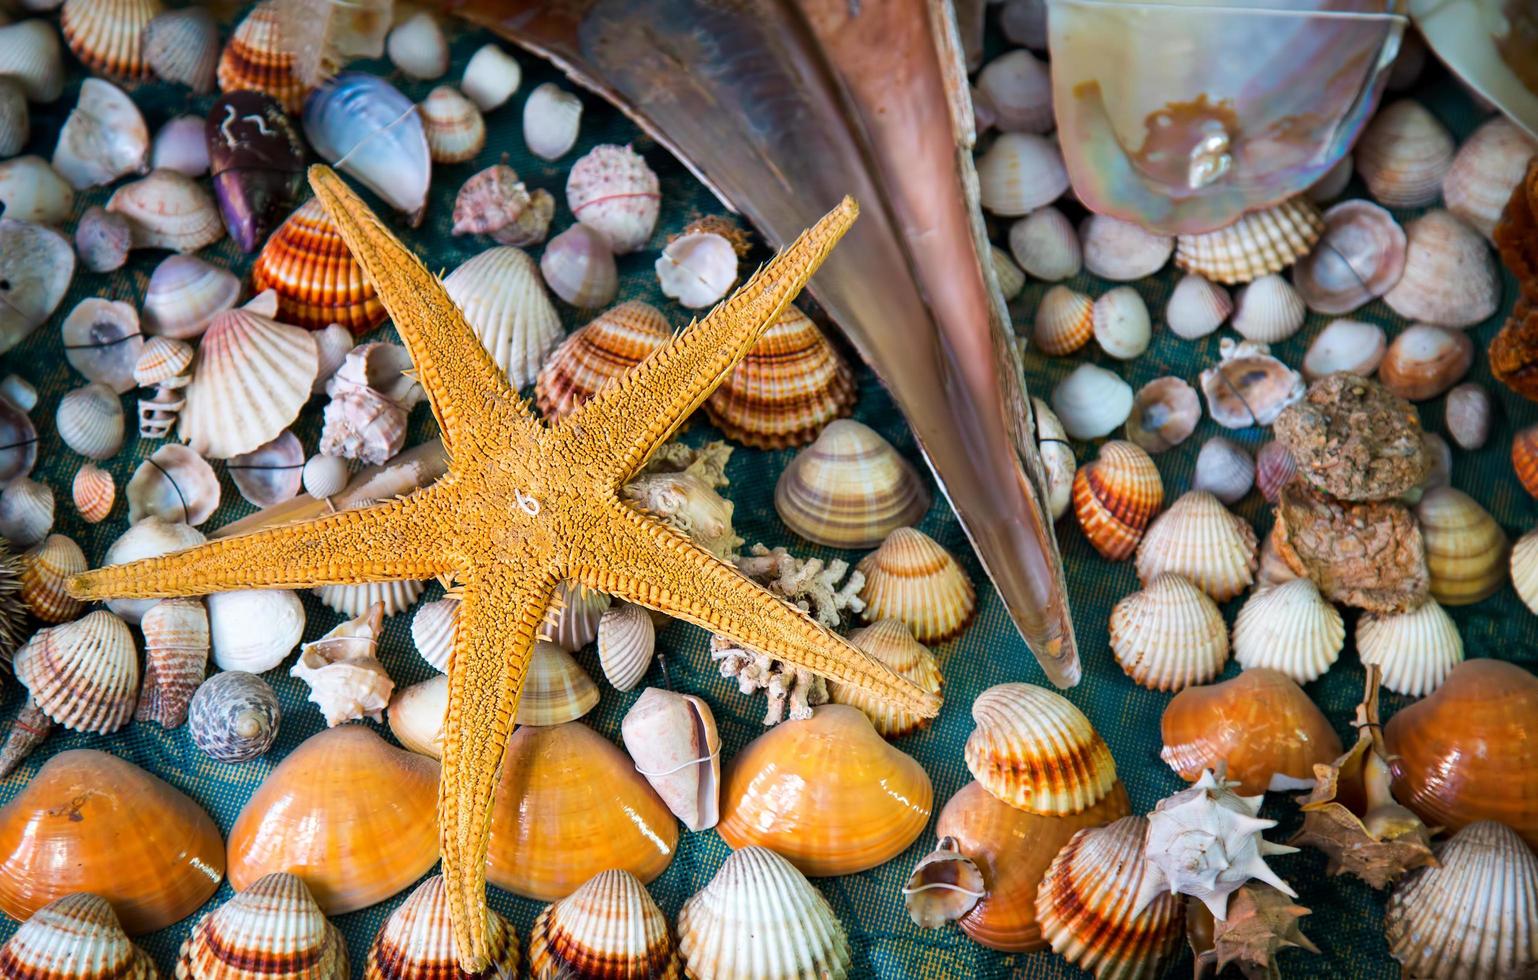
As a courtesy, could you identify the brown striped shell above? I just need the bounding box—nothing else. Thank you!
[828,618,943,739]
[1072,440,1164,561]
[535,301,672,419]
[20,534,86,624]
[15,610,138,734]
[1174,196,1324,285]
[217,1,311,114]
[366,874,519,980]
[135,597,208,729]
[855,527,976,643]
[528,870,678,979]
[251,198,386,334]
[0,893,155,980]
[61,0,163,81]
[965,683,1117,815]
[773,419,931,550]
[177,872,347,979]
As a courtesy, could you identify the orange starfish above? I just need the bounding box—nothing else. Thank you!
[72,165,938,970]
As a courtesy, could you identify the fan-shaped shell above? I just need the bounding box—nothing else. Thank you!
[856,527,975,643]
[0,477,54,544]
[565,144,659,254]
[0,218,74,357]
[965,682,1116,815]
[1174,196,1325,285]
[0,892,155,980]
[15,610,138,734]
[774,419,930,550]
[72,464,113,524]
[1165,273,1232,340]
[1415,486,1508,605]
[142,255,240,340]
[419,85,484,164]
[544,581,609,651]
[143,7,218,92]
[177,872,347,979]
[59,0,162,81]
[516,641,599,726]
[20,534,85,623]
[1357,599,1463,698]
[621,687,720,832]
[443,245,563,389]
[1514,529,1538,615]
[1135,490,1258,602]
[1072,440,1164,561]
[1383,210,1500,329]
[828,618,942,739]
[1445,116,1538,239]
[367,874,519,980]
[1231,578,1344,684]
[1356,99,1455,208]
[410,596,456,672]
[228,430,305,508]
[126,443,219,525]
[528,870,676,979]
[56,383,123,460]
[180,307,319,460]
[1032,285,1094,356]
[1109,574,1228,691]
[105,169,223,254]
[134,336,194,387]
[535,301,671,419]
[977,133,1067,217]
[0,79,27,159]
[1051,363,1134,440]
[541,222,617,309]
[101,518,205,624]
[250,197,387,333]
[1380,324,1474,402]
[315,579,424,620]
[1231,274,1306,344]
[657,230,739,309]
[597,601,655,691]
[0,20,64,103]
[188,670,280,764]
[1292,200,1407,314]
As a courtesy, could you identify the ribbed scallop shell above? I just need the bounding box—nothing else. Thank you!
[1255,442,1297,504]
[218,1,310,113]
[1357,99,1455,209]
[1385,821,1538,980]
[1514,529,1538,615]
[1445,117,1538,239]
[187,670,280,764]
[409,597,456,672]
[177,872,348,979]
[180,307,319,459]
[828,618,943,739]
[20,534,85,624]
[1357,599,1463,698]
[965,682,1116,815]
[105,169,224,254]
[0,20,65,103]
[419,85,484,164]
[1033,285,1094,356]
[1383,210,1499,329]
[1516,427,1538,500]
[1108,574,1228,692]
[134,336,194,386]
[57,383,124,460]
[0,478,53,546]
[1135,491,1258,603]
[72,463,113,524]
[1009,205,1080,281]
[596,601,654,691]
[1072,440,1164,561]
[990,245,1025,301]
[677,846,851,980]
[143,7,218,92]
[565,144,660,254]
[443,245,563,389]
[251,198,387,333]
[1231,578,1343,684]
[1174,196,1325,285]
[15,610,138,733]
[1416,487,1509,606]
[516,641,599,726]
[60,0,162,81]
[535,301,671,420]
[367,874,519,980]
[315,580,425,618]
[1165,274,1233,340]
[704,306,856,450]
[529,870,677,979]
[774,419,930,550]
[143,255,240,340]
[1231,274,1306,344]
[856,527,976,643]
[0,893,155,980]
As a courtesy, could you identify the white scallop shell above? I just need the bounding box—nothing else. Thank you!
[180,307,319,459]
[315,579,425,618]
[106,168,224,253]
[51,76,147,189]
[387,12,448,80]
[1008,205,1080,281]
[1231,274,1305,344]
[1135,490,1258,603]
[410,596,458,672]
[1080,214,1173,281]
[523,81,582,161]
[127,442,220,525]
[460,43,520,112]
[544,581,610,650]
[976,133,1067,217]
[1165,273,1232,340]
[0,19,65,102]
[1109,573,1228,692]
[56,382,125,459]
[1050,364,1134,441]
[0,477,53,547]
[0,155,74,224]
[597,600,655,691]
[208,588,306,673]
[142,254,240,340]
[1231,578,1343,684]
[443,245,563,389]
[102,517,205,624]
[1356,99,1455,209]
[1356,599,1463,697]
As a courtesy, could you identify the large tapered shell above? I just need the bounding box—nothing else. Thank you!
[219,2,309,113]
[535,301,671,419]
[1357,599,1463,698]
[774,419,930,550]
[1415,487,1509,606]
[621,687,720,832]
[515,641,599,726]
[1383,210,1500,329]
[15,610,138,734]
[251,198,386,333]
[1136,490,1258,602]
[677,846,851,980]
[1231,578,1344,684]
[1514,529,1538,615]
[1384,821,1538,980]
[20,534,85,623]
[136,597,208,729]
[0,892,156,980]
[828,618,942,738]
[1174,196,1324,285]
[1108,573,1228,692]
[443,245,563,389]
[1072,439,1163,561]
[177,872,347,979]
[529,870,677,979]
[60,0,162,81]
[855,527,974,642]
[965,682,1116,815]
[180,307,319,459]
[105,169,223,254]
[367,874,519,980]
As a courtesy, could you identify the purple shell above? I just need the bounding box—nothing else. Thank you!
[205,91,305,252]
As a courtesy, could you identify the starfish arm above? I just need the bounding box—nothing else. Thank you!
[565,196,859,483]
[438,569,558,973]
[570,502,940,717]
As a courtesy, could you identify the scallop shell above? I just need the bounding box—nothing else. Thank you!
[535,301,671,420]
[208,588,305,673]
[1174,196,1325,285]
[409,596,457,672]
[597,601,655,691]
[1357,598,1462,698]
[387,674,446,760]
[0,156,73,225]
[51,77,148,189]
[1008,205,1081,281]
[142,255,240,340]
[20,534,85,623]
[657,230,738,309]
[1514,529,1538,614]
[0,477,53,545]
[1231,578,1344,684]
[544,581,609,651]
[1292,200,1407,315]
[101,517,205,624]
[369,874,520,980]
[177,872,347,979]
[1091,286,1151,359]
[105,169,224,254]
[542,222,618,308]
[143,7,218,92]
[1031,284,1093,356]
[180,307,319,460]
[15,610,138,734]
[126,443,219,525]
[250,197,387,333]
[1356,99,1455,208]
[61,298,142,394]
[677,846,851,980]
[1071,440,1163,561]
[1125,377,1199,454]
[523,81,582,161]
[1160,668,1341,794]
[460,43,521,112]
[386,11,448,80]
[136,597,208,729]
[74,205,130,272]
[1165,273,1232,340]
[1192,437,1254,505]
[188,669,280,763]
[315,579,425,619]
[1380,324,1474,402]
[59,0,161,80]
[1080,213,1173,281]
[56,383,124,460]
[976,133,1068,217]
[528,870,674,979]
[1051,363,1134,440]
[976,49,1051,134]
[1302,318,1387,381]
[1032,397,1075,521]
[621,686,720,832]
[515,641,599,726]
[565,144,659,254]
[705,306,856,450]
[0,892,155,980]
[134,336,194,387]
[0,19,64,102]
[1517,427,1538,500]
[1109,573,1228,692]
[856,527,975,643]
[1445,116,1538,239]
[71,463,112,524]
[1383,210,1500,329]
[773,419,929,550]
[965,682,1116,815]
[1199,338,1306,429]
[419,85,484,164]
[828,618,942,739]
[228,430,304,508]
[1415,486,1508,606]
[1444,383,1493,451]
[443,245,563,389]
[1231,274,1306,344]
[991,245,1027,302]
[1136,490,1258,602]
[0,219,74,357]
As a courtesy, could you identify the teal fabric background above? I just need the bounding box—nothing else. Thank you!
[0,9,1533,978]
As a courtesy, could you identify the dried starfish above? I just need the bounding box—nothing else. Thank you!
[72,165,938,971]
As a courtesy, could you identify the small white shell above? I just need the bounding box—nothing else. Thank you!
[1357,599,1463,697]
[1092,286,1152,360]
[388,673,447,759]
[0,155,73,224]
[127,442,220,525]
[410,596,457,672]
[542,222,619,308]
[302,453,350,500]
[460,43,520,112]
[1008,205,1081,281]
[1231,274,1305,344]
[0,19,65,102]
[597,601,655,691]
[207,588,306,673]
[1231,578,1344,683]
[1080,214,1173,281]
[443,245,563,388]
[142,254,240,340]
[56,382,125,459]
[311,323,353,395]
[102,517,205,623]
[0,477,53,545]
[656,231,738,309]
[523,81,582,161]
[1051,364,1134,441]
[976,133,1067,217]
[1444,116,1538,239]
[1192,437,1254,505]
[418,85,485,164]
[622,687,721,832]
[291,604,392,726]
[1302,318,1387,381]
[1443,383,1492,451]
[545,581,611,650]
[0,374,36,413]
[51,77,147,190]
[387,12,448,80]
[106,169,224,254]
[975,49,1051,134]
[566,144,660,254]
[1165,274,1232,340]
[1109,573,1229,692]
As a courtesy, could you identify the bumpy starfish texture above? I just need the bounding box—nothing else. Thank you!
[71,165,939,971]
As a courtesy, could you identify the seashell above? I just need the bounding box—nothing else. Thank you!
[388,674,446,760]
[1031,284,1093,356]
[1126,377,1199,454]
[444,245,563,388]
[61,298,142,395]
[656,230,739,309]
[1309,151,1355,203]
[1192,437,1254,505]
[1302,318,1387,381]
[0,79,27,159]
[1080,213,1173,281]
[320,385,406,465]
[856,526,975,642]
[250,197,387,333]
[387,11,448,80]
[188,669,279,763]
[206,90,305,254]
[1050,363,1134,440]
[704,305,856,449]
[105,169,224,254]
[965,682,1116,815]
[1256,522,1301,589]
[126,443,219,525]
[303,72,431,223]
[71,463,112,524]
[1071,439,1163,561]
[487,721,678,901]
[136,597,208,729]
[1445,116,1538,239]
[419,85,485,164]
[180,307,319,459]
[524,81,582,161]
[0,477,52,545]
[1035,816,1185,978]
[1033,397,1075,521]
[315,579,425,619]
[621,686,721,832]
[177,872,347,979]
[0,375,36,413]
[529,869,674,979]
[1255,441,1297,504]
[1231,274,1306,344]
[101,517,205,624]
[1385,821,1538,980]
[300,453,349,503]
[59,0,161,80]
[976,133,1067,216]
[1109,573,1228,692]
[1292,200,1407,314]
[935,780,1131,951]
[1357,598,1461,698]
[143,7,218,92]
[20,534,85,623]
[1383,210,1500,329]
[596,601,655,690]
[1174,196,1325,285]
[229,725,438,912]
[228,431,304,508]
[51,78,148,189]
[142,255,240,341]
[1385,659,1538,849]
[0,156,73,224]
[773,419,929,550]
[371,874,520,980]
[991,244,1025,301]
[1199,338,1306,429]
[56,383,124,460]
[1517,427,1538,500]
[515,640,599,726]
[0,219,73,357]
[976,49,1052,134]
[15,609,138,739]
[1231,577,1345,684]
[1515,529,1538,614]
[1356,99,1455,209]
[74,205,131,273]
[1165,273,1232,340]
[1421,431,1453,493]
[1008,205,1081,281]
[1415,486,1508,606]
[1000,0,1048,48]
[452,165,554,247]
[1160,668,1341,794]
[0,892,155,979]
[311,324,352,394]
[544,581,610,650]
[828,617,942,739]
[566,144,660,254]
[207,588,305,673]
[1379,324,1474,402]
[1091,286,1151,360]
[536,301,671,419]
[677,845,851,980]
[1444,383,1493,451]
[542,222,620,308]
[0,20,64,102]
[1136,490,1258,602]
[289,604,392,727]
[0,749,223,932]
[410,596,457,672]
[460,43,521,112]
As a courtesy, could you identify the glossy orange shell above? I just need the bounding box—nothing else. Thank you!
[1072,441,1163,561]
[1515,425,1538,499]
[703,307,856,448]
[251,198,387,333]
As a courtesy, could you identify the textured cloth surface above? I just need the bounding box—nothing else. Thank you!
[0,14,1533,980]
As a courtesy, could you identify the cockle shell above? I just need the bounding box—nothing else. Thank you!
[1126,377,1199,454]
[228,431,304,508]
[301,453,350,501]
[1009,205,1080,281]
[1356,99,1455,209]
[72,464,111,523]
[0,892,155,980]
[1255,441,1297,505]
[15,609,138,735]
[1199,339,1306,429]
[74,205,131,273]
[596,601,655,690]
[1051,363,1134,440]
[105,169,224,254]
[544,581,610,651]
[1165,273,1232,340]
[976,49,1051,134]
[143,7,218,92]
[1415,486,1508,606]
[1292,200,1407,315]
[542,222,619,308]
[369,875,519,980]
[1091,286,1151,359]
[410,596,456,672]
[1231,578,1344,684]
[387,674,446,760]
[152,115,209,176]
[0,477,53,544]
[419,85,485,164]
[1032,397,1075,520]
[1444,383,1493,451]
[387,11,448,80]
[1193,437,1253,505]
[856,526,975,642]
[774,419,929,550]
[101,517,204,624]
[1515,529,1538,615]
[61,298,142,394]
[136,597,208,729]
[523,82,582,161]
[444,245,563,389]
[180,307,319,460]
[0,19,64,102]
[177,872,347,979]
[56,383,123,460]
[656,230,738,309]
[1383,210,1500,329]
[1174,196,1325,285]
[1380,324,1474,402]
[220,2,308,111]
[1445,116,1538,239]
[1109,573,1228,692]
[1160,668,1341,795]
[0,219,73,358]
[250,198,386,333]
[1301,318,1387,381]
[229,725,439,913]
[566,144,659,253]
[1517,427,1538,500]
[529,870,674,979]
[536,301,671,420]
[0,156,73,224]
[677,846,851,980]
[207,588,305,673]
[1032,284,1093,356]
[188,669,280,763]
[460,43,520,112]
[965,682,1116,815]
[1136,490,1258,602]
[290,603,391,727]
[59,0,162,80]
[315,580,425,619]
[142,255,239,340]
[705,306,856,449]
[515,641,599,726]
[1071,439,1163,561]
[452,164,553,247]
[622,687,720,832]
[51,78,147,189]
[126,443,219,525]
[0,749,223,933]
[20,534,85,623]
[1080,213,1173,281]
[1357,599,1463,698]
[1231,274,1305,344]
[303,72,431,223]
[828,618,942,739]
[976,133,1067,217]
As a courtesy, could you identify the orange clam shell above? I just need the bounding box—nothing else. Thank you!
[1514,425,1538,499]
[250,198,387,333]
[0,749,223,933]
[1072,440,1163,561]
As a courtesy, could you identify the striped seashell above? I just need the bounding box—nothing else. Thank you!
[704,306,856,450]
[1514,528,1538,615]
[180,307,319,460]
[444,245,563,388]
[410,596,457,672]
[1035,816,1185,979]
[544,581,610,650]
[59,0,162,81]
[0,477,54,546]
[1416,487,1509,606]
[1135,491,1258,602]
[1174,196,1324,285]
[134,335,194,387]
[1444,116,1538,239]
[106,169,224,254]
[1109,573,1228,692]
[143,255,240,341]
[966,682,1116,815]
[20,534,85,624]
[188,670,280,764]
[565,144,660,254]
[72,463,114,523]
[596,601,654,691]
[1165,273,1232,340]
[367,874,519,980]
[1072,440,1163,561]
[136,597,208,729]
[301,453,350,500]
[1009,205,1081,281]
[990,245,1025,301]
[1516,426,1538,499]
[0,20,65,103]
[774,419,930,550]
[541,223,617,309]
[1356,99,1455,209]
[0,892,155,980]
[1383,210,1499,329]
[621,687,720,832]
[677,846,851,980]
[177,872,347,979]
[856,527,976,643]
[535,301,671,420]
[218,1,310,113]
[977,133,1068,217]
[1357,599,1463,698]
[143,7,218,92]
[56,383,124,460]
[1231,578,1343,684]
[314,580,425,618]
[15,610,138,734]
[1230,274,1306,344]
[1032,284,1094,356]
[515,641,599,726]
[529,870,676,979]
[1052,364,1135,441]
[387,674,447,759]
[1255,441,1297,504]
[828,618,942,739]
[419,85,485,164]
[251,198,387,333]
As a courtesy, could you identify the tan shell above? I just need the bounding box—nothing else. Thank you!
[1357,599,1463,697]
[1135,490,1258,602]
[1032,284,1093,356]
[1072,440,1164,561]
[136,597,208,729]
[177,872,348,979]
[1231,578,1344,684]
[1126,377,1200,454]
[419,85,484,164]
[515,641,599,726]
[105,169,223,254]
[534,301,671,420]
[0,892,156,980]
[367,874,519,980]
[621,687,721,832]
[1292,200,1407,315]
[387,673,447,759]
[856,527,976,643]
[529,870,678,979]
[828,618,943,738]
[965,682,1116,815]
[71,463,114,524]
[1382,210,1500,329]
[1356,99,1455,208]
[1513,528,1538,615]
[15,610,138,734]
[773,419,931,550]
[1380,324,1474,402]
[1444,116,1538,239]
[1080,213,1172,280]
[1415,486,1508,606]
[1199,338,1305,429]
[1174,196,1324,285]
[596,601,655,691]
[1108,573,1228,692]
[60,0,162,81]
[20,534,86,624]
